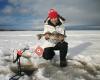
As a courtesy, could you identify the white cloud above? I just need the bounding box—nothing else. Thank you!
[0,15,34,26]
[0,0,100,28]
[1,5,14,14]
[0,16,16,24]
[8,0,35,15]
[18,7,31,14]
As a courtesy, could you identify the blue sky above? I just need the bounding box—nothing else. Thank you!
[0,0,100,30]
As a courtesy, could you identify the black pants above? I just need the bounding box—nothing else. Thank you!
[42,41,68,62]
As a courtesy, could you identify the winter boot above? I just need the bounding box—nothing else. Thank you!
[60,60,67,67]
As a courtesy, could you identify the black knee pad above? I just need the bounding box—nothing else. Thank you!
[42,48,55,60]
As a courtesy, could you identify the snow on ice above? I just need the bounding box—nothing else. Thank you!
[0,30,100,80]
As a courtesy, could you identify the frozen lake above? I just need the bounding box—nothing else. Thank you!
[0,30,100,57]
[0,30,100,80]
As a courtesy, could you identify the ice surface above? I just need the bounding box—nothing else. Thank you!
[0,30,100,80]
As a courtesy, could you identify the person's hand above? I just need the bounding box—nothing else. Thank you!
[44,33,50,40]
[44,32,51,40]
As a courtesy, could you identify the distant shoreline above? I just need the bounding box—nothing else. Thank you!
[0,29,100,31]
[0,25,100,31]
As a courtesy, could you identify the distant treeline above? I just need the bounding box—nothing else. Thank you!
[0,29,42,31]
[65,25,100,30]
[0,25,100,31]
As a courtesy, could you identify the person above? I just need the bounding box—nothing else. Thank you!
[37,9,68,67]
